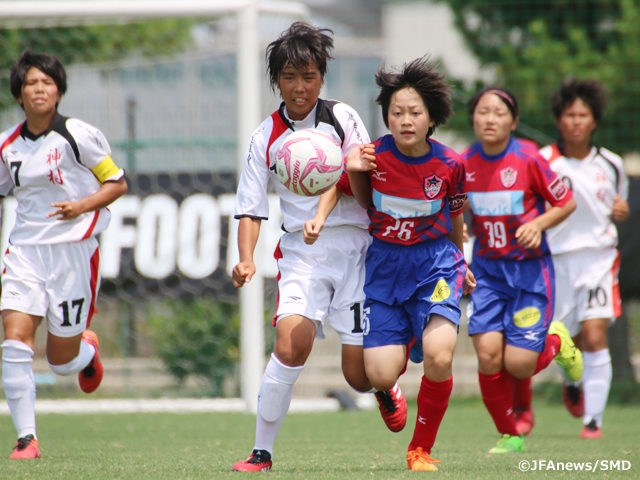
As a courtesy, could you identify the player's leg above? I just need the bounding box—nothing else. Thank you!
[580,317,610,438]
[45,240,103,393]
[2,310,42,459]
[406,315,456,471]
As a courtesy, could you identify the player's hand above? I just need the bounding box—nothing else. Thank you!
[46,201,84,220]
[346,144,376,172]
[303,217,324,245]
[612,195,629,222]
[462,223,469,242]
[515,221,542,249]
[463,268,476,295]
[232,261,256,288]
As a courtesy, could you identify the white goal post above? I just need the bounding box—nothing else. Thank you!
[0,0,309,413]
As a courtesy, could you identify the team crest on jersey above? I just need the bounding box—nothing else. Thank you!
[500,167,518,188]
[423,174,443,199]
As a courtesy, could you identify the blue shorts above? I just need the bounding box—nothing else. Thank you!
[467,254,555,352]
[363,237,466,349]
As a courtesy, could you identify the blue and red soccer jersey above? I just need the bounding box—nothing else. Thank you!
[463,138,573,260]
[365,135,466,246]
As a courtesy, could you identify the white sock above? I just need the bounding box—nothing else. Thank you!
[2,340,37,439]
[582,349,612,427]
[48,341,95,375]
[254,353,303,456]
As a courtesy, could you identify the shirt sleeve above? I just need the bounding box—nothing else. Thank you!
[333,102,371,157]
[528,151,573,207]
[234,120,272,220]
[66,118,124,184]
[448,153,467,217]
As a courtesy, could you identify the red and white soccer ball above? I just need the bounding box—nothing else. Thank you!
[275,129,343,196]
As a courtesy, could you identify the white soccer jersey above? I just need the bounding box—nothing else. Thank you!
[540,144,628,254]
[0,113,124,245]
[235,99,370,232]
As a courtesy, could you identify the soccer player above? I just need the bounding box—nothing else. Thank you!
[540,78,629,439]
[231,22,407,473]
[0,51,127,459]
[462,87,581,454]
[345,57,476,472]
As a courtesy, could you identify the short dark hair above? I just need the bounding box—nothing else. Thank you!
[551,77,607,122]
[10,50,67,100]
[467,87,519,124]
[375,56,452,138]
[266,22,334,92]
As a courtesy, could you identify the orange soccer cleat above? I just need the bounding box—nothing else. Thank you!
[375,384,408,432]
[78,330,104,394]
[563,384,585,418]
[407,447,441,471]
[232,449,273,472]
[9,435,41,460]
[580,419,602,439]
[514,407,535,436]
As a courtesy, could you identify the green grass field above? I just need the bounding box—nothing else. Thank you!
[0,400,638,479]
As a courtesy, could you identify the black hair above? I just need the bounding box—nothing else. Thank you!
[374,56,452,138]
[266,22,334,92]
[467,86,519,125]
[10,50,67,101]
[551,77,607,123]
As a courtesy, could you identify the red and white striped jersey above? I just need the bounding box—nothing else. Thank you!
[540,143,628,253]
[0,113,124,245]
[235,99,370,232]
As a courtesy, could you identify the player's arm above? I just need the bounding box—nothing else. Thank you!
[346,144,376,209]
[233,217,261,288]
[516,196,576,249]
[47,177,127,220]
[449,209,476,295]
[303,186,341,245]
[612,196,629,222]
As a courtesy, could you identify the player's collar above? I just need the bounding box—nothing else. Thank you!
[21,112,64,141]
[278,100,321,130]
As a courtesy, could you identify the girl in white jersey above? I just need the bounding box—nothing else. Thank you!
[232,22,408,473]
[541,79,628,439]
[0,51,127,459]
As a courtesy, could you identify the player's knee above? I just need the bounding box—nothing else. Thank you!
[505,360,535,379]
[476,350,502,373]
[581,332,607,352]
[343,370,371,392]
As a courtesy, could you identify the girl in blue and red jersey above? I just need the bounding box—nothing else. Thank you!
[346,57,476,472]
[462,87,580,454]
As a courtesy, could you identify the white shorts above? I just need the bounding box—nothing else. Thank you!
[274,225,371,346]
[553,248,621,337]
[1,237,101,338]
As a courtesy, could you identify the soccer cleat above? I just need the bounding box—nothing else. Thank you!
[407,447,441,471]
[514,408,535,436]
[232,449,272,472]
[78,330,104,394]
[488,434,525,454]
[562,384,585,418]
[548,322,583,382]
[9,435,41,460]
[375,384,408,432]
[580,419,602,439]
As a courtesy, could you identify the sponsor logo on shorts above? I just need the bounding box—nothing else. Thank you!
[548,177,568,200]
[424,174,443,199]
[282,296,303,305]
[524,330,540,341]
[430,279,451,303]
[513,307,541,328]
[500,167,518,188]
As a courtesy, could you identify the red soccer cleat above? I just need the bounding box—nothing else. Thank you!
[563,384,585,418]
[78,330,104,394]
[375,383,407,432]
[9,435,41,460]
[232,449,272,472]
[514,407,535,436]
[580,419,602,439]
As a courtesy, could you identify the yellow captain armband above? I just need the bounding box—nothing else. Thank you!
[91,156,121,184]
